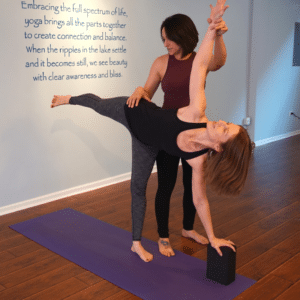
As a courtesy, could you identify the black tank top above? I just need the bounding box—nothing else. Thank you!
[124,99,209,160]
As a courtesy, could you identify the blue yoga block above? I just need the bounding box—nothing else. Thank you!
[206,243,237,285]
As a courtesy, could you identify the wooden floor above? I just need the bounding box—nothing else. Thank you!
[0,134,299,300]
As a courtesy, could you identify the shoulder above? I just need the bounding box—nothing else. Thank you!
[150,54,169,80]
[152,54,169,69]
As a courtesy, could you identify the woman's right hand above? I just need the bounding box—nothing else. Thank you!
[126,86,151,108]
[210,237,236,256]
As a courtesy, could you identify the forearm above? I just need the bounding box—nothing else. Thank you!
[189,159,216,241]
[194,27,217,71]
[141,57,162,100]
[131,78,159,102]
[209,35,227,71]
[194,198,216,241]
[189,27,216,102]
[141,85,155,100]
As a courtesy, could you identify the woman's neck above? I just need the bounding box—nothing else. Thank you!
[191,128,215,150]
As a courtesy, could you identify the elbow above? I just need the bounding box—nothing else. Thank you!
[219,55,227,69]
[210,55,227,72]
[212,64,222,72]
[210,60,226,72]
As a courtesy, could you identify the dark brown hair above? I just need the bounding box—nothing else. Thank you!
[161,14,199,58]
[204,126,254,196]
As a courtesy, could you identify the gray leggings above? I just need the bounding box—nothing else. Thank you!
[69,94,158,240]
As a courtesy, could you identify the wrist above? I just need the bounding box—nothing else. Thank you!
[208,235,216,243]
[206,28,217,40]
[143,89,152,99]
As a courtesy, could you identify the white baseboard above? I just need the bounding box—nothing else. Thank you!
[255,129,300,147]
[0,166,157,217]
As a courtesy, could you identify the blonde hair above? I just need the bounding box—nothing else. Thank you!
[204,126,254,196]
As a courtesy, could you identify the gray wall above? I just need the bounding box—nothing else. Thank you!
[0,0,298,211]
[248,0,300,142]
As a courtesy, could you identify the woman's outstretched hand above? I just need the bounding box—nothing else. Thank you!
[209,0,229,24]
[126,86,151,108]
[210,237,236,256]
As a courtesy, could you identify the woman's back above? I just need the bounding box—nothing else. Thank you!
[124,99,208,159]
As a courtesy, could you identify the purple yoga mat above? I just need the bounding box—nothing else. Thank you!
[10,208,255,299]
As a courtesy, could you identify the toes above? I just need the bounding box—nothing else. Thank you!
[131,245,153,262]
[159,249,175,257]
[144,253,153,262]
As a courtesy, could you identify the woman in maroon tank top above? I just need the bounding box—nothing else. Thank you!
[127,9,229,257]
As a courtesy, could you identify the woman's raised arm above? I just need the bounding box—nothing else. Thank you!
[189,0,229,113]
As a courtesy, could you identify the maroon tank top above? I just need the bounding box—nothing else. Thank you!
[161,52,196,109]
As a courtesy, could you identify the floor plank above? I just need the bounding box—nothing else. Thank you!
[0,248,56,278]
[234,275,292,300]
[270,253,300,283]
[237,249,292,281]
[0,251,16,264]
[75,271,104,286]
[274,280,300,300]
[64,280,124,300]
[0,263,85,300]
[0,255,70,289]
[274,231,300,256]
[23,277,88,300]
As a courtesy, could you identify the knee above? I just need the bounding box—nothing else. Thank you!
[131,182,146,198]
[157,180,175,197]
[157,171,177,193]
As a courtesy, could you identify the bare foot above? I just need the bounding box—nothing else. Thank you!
[51,95,71,108]
[131,241,153,262]
[158,238,175,257]
[182,229,209,244]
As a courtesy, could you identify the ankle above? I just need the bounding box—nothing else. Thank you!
[159,237,170,241]
[132,240,142,247]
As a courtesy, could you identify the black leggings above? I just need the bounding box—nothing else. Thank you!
[155,150,196,238]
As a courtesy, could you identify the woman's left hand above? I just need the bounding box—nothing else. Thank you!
[210,237,236,256]
[216,20,228,36]
[126,86,151,108]
[209,0,229,23]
